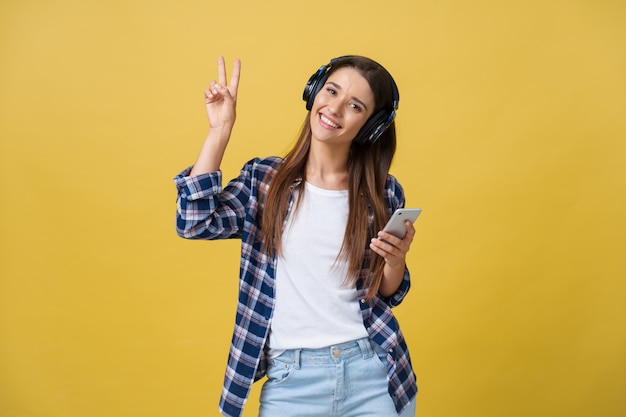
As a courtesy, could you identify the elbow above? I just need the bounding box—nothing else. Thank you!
[176,226,205,240]
[175,226,192,239]
[175,216,199,239]
[175,227,190,239]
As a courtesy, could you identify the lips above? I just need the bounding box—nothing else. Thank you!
[319,113,341,129]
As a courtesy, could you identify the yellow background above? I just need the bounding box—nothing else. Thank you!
[1,0,624,416]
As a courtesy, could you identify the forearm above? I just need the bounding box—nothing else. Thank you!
[378,259,406,298]
[190,125,234,176]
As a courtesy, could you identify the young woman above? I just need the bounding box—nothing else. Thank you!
[174,55,418,417]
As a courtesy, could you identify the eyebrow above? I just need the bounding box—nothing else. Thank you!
[326,82,370,111]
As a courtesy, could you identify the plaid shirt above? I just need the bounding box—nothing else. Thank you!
[174,157,417,417]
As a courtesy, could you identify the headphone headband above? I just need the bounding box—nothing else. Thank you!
[302,56,399,145]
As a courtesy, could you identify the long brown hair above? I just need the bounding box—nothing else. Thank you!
[260,56,398,301]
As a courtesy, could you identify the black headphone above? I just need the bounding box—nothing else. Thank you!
[302,56,400,146]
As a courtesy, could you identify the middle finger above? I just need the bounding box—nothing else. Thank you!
[217,56,227,85]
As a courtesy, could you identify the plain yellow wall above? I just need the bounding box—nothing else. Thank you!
[1,0,624,416]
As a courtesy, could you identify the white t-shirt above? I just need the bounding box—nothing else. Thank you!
[268,182,369,356]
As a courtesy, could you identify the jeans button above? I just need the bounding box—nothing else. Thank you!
[332,348,341,359]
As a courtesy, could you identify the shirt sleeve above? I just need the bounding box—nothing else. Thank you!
[173,163,251,240]
[385,266,411,308]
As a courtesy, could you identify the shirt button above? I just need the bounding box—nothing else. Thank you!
[332,349,341,359]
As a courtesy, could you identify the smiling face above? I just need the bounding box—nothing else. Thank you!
[309,67,375,147]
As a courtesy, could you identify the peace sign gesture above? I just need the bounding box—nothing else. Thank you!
[204,56,241,129]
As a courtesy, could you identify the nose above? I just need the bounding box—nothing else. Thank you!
[326,96,342,116]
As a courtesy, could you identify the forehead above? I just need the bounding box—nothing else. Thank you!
[326,67,375,104]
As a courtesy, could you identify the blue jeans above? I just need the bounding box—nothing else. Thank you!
[259,338,416,417]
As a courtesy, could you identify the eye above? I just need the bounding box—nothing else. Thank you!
[325,87,336,95]
[349,102,363,112]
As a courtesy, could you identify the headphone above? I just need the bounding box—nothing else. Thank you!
[302,56,400,146]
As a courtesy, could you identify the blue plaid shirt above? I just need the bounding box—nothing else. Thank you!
[174,157,417,417]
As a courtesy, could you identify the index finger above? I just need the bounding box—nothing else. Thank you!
[403,220,416,241]
[229,58,241,90]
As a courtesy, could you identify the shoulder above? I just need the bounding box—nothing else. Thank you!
[233,157,285,195]
[385,173,406,198]
[241,156,285,172]
[384,173,406,210]
[237,156,285,179]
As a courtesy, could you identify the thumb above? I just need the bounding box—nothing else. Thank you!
[216,84,237,110]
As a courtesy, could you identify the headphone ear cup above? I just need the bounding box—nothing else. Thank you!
[303,65,328,110]
[354,110,391,145]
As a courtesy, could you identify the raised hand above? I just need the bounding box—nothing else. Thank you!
[204,56,241,129]
[189,57,241,176]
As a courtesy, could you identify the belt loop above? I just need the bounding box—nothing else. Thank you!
[357,337,374,359]
[294,349,302,369]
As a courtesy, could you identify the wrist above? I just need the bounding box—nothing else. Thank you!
[207,123,233,136]
[384,256,406,270]
[206,125,233,145]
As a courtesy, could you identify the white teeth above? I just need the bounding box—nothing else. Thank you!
[320,114,339,128]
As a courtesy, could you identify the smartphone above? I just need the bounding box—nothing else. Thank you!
[382,208,422,239]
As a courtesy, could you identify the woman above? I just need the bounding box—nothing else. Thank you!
[174,55,418,417]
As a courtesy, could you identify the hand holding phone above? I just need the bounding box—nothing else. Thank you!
[382,208,422,239]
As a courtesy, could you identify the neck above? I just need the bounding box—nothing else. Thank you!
[306,143,350,190]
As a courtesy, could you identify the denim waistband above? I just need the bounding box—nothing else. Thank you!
[273,338,375,368]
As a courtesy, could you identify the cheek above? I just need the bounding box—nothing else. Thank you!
[348,114,369,132]
[311,93,327,111]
